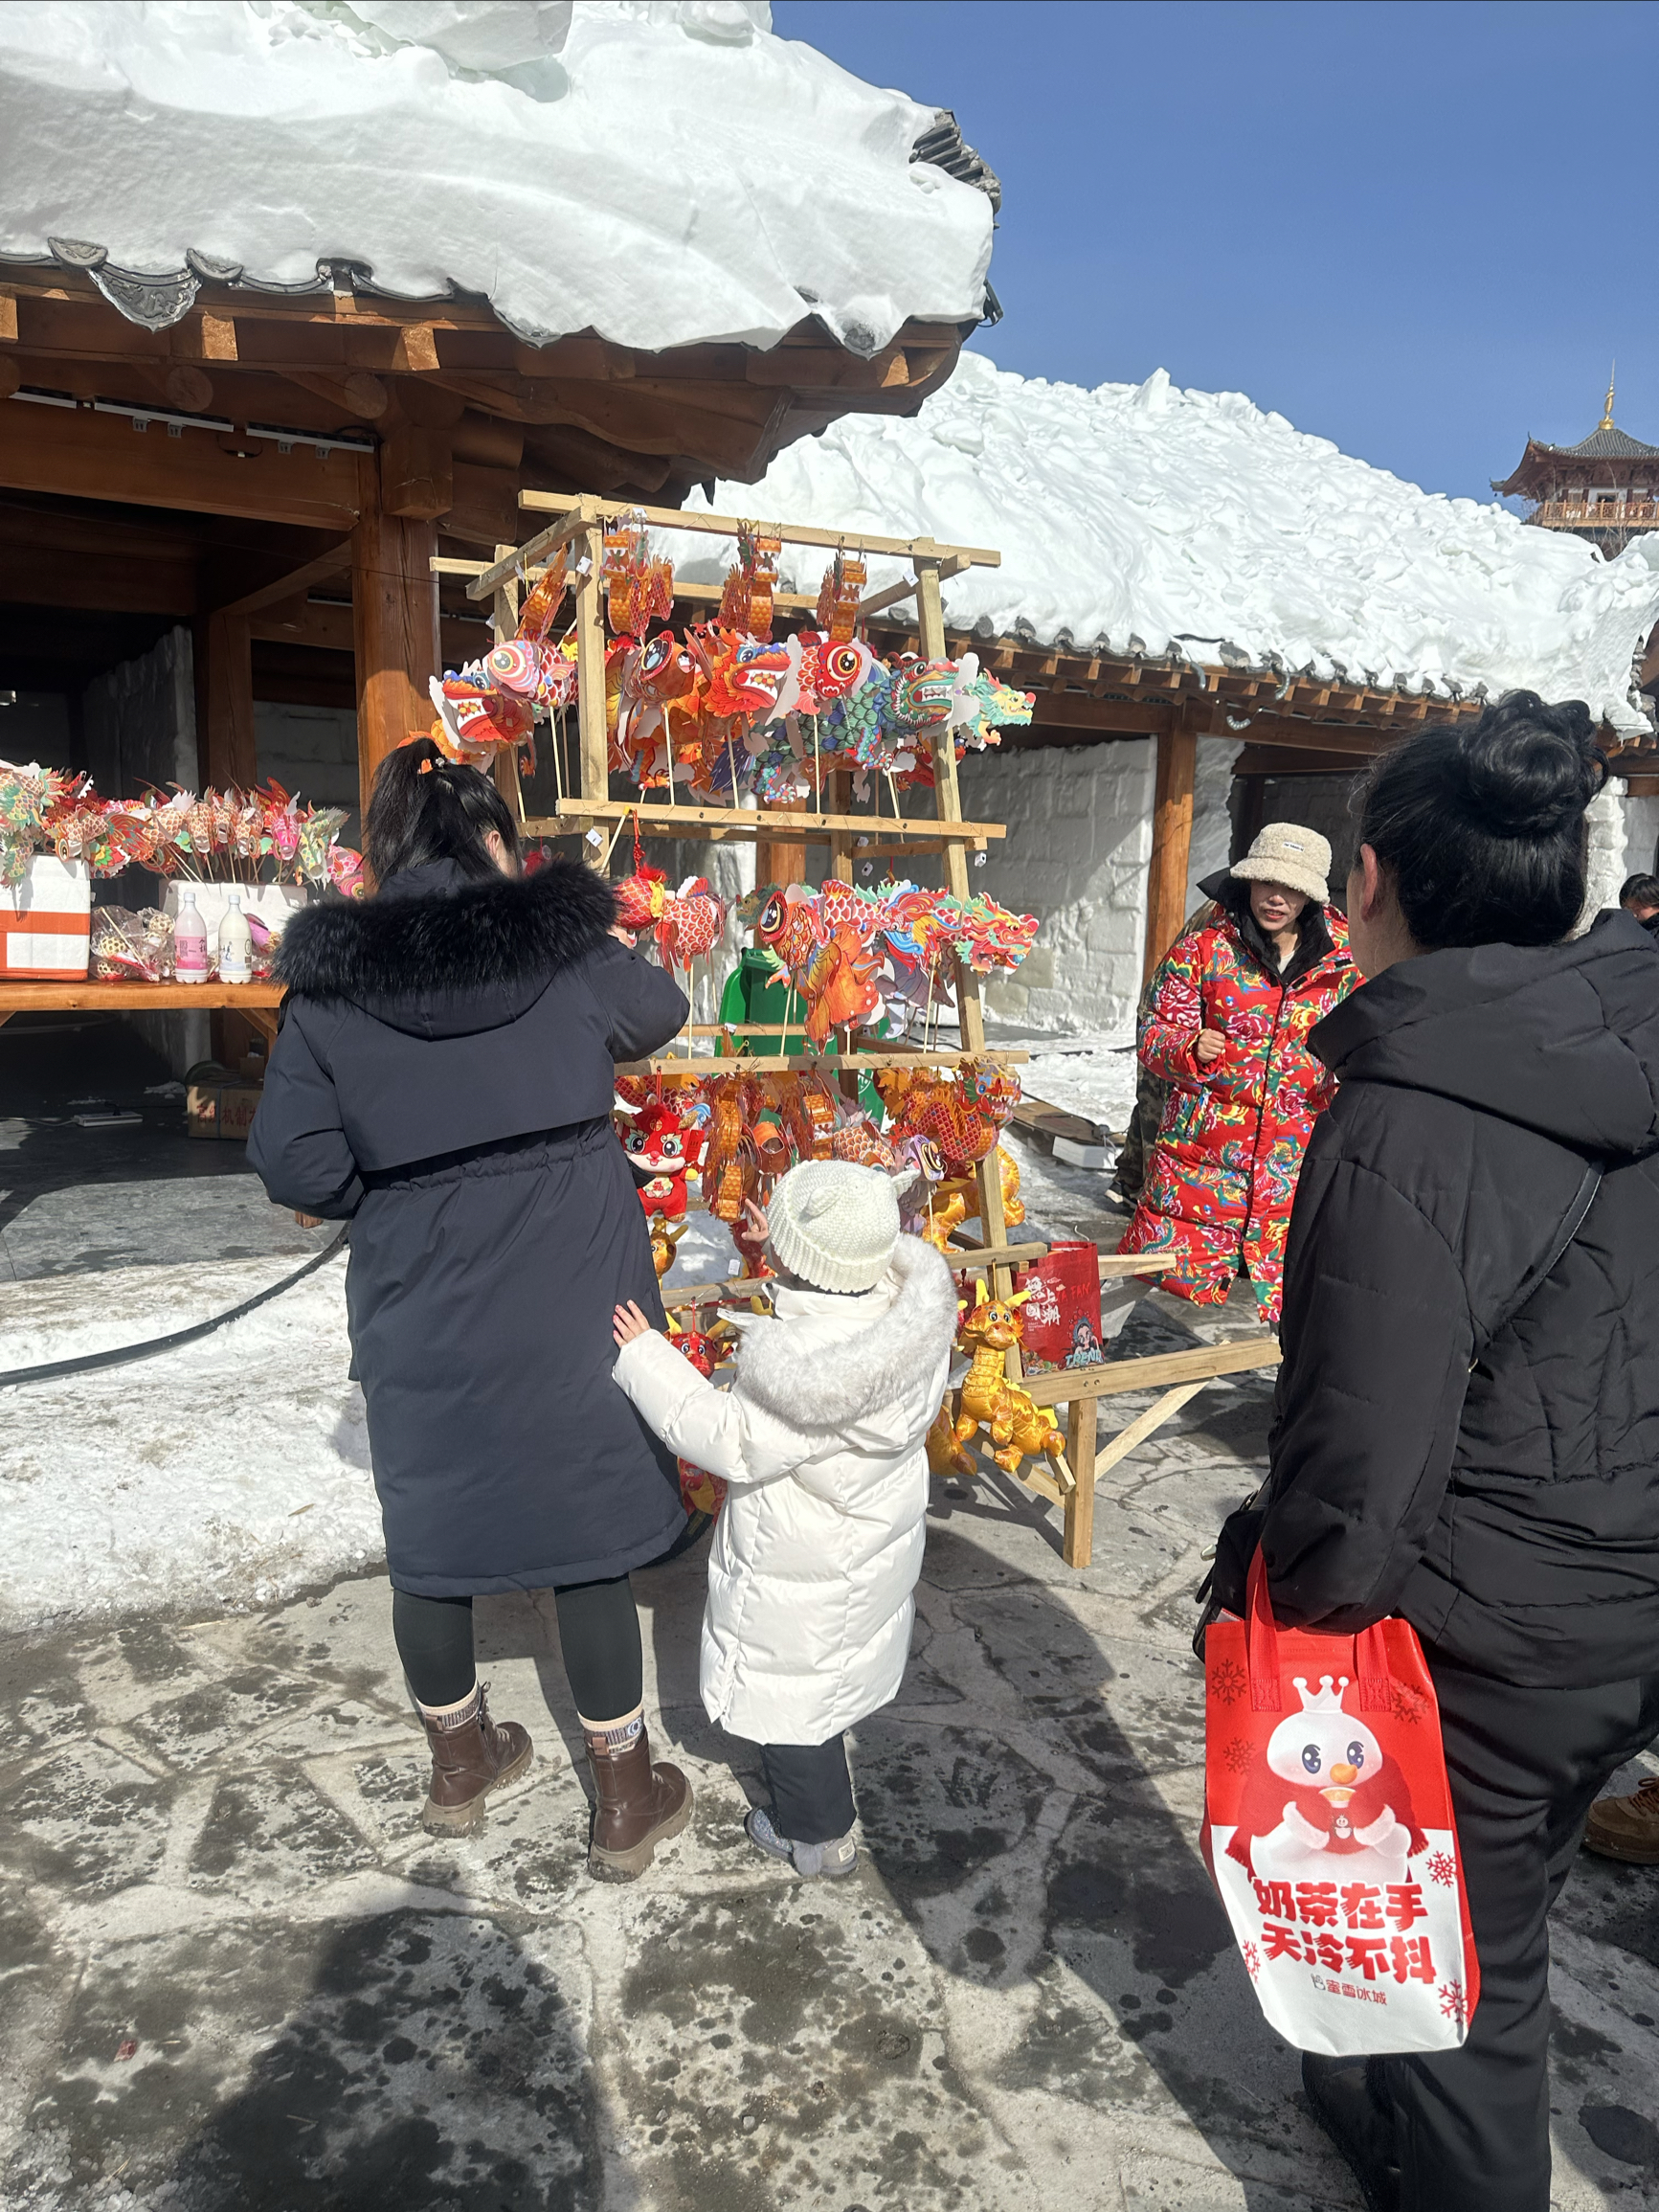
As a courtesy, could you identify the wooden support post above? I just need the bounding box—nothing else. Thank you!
[490,542,526,827]
[193,608,256,788]
[918,553,1016,1328]
[1062,1397,1097,1568]
[1142,711,1199,986]
[351,476,439,829]
[572,504,608,866]
[757,795,809,894]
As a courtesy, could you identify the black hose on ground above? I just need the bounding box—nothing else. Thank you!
[0,1226,349,1390]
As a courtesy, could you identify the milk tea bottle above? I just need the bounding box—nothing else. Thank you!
[217,892,252,984]
[174,891,209,983]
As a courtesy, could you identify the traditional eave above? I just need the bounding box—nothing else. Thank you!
[0,260,977,543]
[1494,429,1659,503]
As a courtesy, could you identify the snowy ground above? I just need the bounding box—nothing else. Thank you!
[0,1036,1133,1637]
[7,1315,1659,2211]
[0,1252,381,1636]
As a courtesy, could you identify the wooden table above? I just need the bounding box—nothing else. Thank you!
[0,981,284,1044]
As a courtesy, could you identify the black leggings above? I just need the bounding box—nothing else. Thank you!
[392,1576,643,1721]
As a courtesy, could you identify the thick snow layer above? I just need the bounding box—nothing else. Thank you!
[679,352,1659,729]
[0,1,991,355]
[0,1253,381,1633]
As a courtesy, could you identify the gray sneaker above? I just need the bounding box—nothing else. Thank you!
[746,1804,858,1879]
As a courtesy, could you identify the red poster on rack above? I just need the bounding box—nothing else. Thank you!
[1014,1239,1104,1374]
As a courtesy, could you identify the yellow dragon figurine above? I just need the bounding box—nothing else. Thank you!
[939,1282,1073,1493]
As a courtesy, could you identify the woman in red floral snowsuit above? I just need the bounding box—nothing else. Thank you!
[1119,825,1356,1326]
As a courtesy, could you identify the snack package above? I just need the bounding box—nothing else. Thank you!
[1013,1239,1105,1375]
[89,906,174,982]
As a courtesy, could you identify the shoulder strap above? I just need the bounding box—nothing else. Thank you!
[1475,1160,1603,1355]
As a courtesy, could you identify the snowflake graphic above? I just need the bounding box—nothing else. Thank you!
[1211,1656,1248,1705]
[1388,1682,1430,1727]
[1222,1738,1254,1775]
[1439,1980,1467,2031]
[1242,1941,1261,1982]
[1425,1850,1457,1888]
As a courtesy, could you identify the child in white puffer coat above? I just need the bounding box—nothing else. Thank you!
[612,1159,957,1877]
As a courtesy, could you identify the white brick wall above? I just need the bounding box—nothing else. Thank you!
[957,735,1242,1038]
[959,739,1155,1037]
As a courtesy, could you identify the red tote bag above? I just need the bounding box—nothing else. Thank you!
[1201,1555,1480,2056]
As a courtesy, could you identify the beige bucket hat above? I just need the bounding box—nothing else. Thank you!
[1231,822,1331,905]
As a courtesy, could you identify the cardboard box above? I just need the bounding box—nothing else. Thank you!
[0,855,90,979]
[187,1072,264,1141]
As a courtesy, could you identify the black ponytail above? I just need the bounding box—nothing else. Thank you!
[1353,690,1604,949]
[363,738,521,890]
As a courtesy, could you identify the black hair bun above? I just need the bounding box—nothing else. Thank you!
[1451,690,1600,839]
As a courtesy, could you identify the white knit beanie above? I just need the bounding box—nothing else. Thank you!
[767,1161,899,1294]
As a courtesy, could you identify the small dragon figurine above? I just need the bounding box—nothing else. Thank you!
[948,1283,1073,1493]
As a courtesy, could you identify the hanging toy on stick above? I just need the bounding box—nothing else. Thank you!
[949,1282,1073,1492]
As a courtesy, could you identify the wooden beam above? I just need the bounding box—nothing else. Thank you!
[493,494,999,592]
[617,1049,1026,1076]
[217,541,353,621]
[536,798,1005,843]
[1232,744,1374,778]
[0,394,367,530]
[193,608,257,787]
[352,479,439,825]
[1024,1335,1282,1409]
[249,597,484,666]
[1142,713,1198,985]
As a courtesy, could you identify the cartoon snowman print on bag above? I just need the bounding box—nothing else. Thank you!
[1227,1676,1428,1886]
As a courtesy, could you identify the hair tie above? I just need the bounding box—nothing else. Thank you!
[416,758,435,776]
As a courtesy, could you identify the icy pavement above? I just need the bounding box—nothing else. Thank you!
[5,1300,1659,2208]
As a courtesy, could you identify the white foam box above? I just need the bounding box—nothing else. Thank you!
[0,855,90,979]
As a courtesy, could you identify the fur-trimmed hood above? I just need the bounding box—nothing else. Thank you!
[275,857,618,1039]
[732,1235,958,1430]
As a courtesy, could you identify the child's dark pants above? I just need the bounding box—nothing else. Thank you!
[762,1735,856,1843]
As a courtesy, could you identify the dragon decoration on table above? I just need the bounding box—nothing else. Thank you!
[412,516,1037,801]
[0,763,364,896]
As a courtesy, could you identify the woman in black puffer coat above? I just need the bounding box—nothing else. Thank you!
[1213,692,1659,2212]
[250,739,694,1881]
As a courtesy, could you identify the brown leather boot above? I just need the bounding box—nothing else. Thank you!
[584,1720,692,1880]
[420,1685,532,1836]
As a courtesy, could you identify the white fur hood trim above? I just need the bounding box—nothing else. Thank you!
[733,1235,957,1430]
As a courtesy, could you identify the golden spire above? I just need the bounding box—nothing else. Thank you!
[1600,364,1617,431]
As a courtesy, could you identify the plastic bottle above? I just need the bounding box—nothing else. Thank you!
[217,892,252,984]
[174,891,209,984]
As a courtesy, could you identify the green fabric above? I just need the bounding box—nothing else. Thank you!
[716,947,886,1115]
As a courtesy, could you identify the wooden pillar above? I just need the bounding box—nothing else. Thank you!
[490,542,526,826]
[1062,1396,1098,1569]
[918,550,1016,1332]
[351,476,439,825]
[756,797,808,892]
[193,609,256,789]
[1141,712,1199,986]
[571,506,610,849]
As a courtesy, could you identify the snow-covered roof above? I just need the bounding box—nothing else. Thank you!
[0,1,994,356]
[683,350,1659,732]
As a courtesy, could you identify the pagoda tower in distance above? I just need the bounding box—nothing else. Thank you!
[1493,372,1659,557]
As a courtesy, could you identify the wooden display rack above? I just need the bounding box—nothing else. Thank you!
[0,981,283,1042]
[442,493,1028,1303]
[444,494,1282,1568]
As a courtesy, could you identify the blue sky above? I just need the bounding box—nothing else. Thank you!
[773,0,1659,508]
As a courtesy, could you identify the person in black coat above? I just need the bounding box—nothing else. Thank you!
[249,738,694,1880]
[1211,692,1659,2211]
